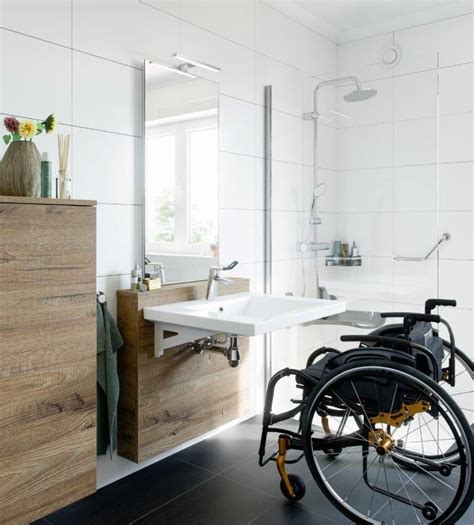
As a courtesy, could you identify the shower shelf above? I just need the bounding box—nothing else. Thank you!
[325,256,362,267]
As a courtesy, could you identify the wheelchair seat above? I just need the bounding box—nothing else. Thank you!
[299,351,337,382]
[297,346,417,388]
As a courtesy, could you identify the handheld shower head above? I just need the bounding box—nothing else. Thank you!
[313,182,327,199]
[344,87,377,102]
[310,182,327,223]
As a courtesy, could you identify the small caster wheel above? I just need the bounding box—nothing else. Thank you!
[422,502,438,520]
[439,464,452,477]
[280,474,306,502]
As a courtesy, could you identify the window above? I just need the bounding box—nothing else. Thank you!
[146,133,176,242]
[146,115,218,256]
[188,126,218,245]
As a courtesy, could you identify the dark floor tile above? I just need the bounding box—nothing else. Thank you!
[298,481,351,524]
[249,504,337,525]
[41,412,473,525]
[221,447,312,499]
[174,416,263,474]
[45,457,213,525]
[457,503,474,524]
[133,475,276,525]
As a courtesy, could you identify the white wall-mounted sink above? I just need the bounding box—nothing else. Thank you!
[144,293,346,357]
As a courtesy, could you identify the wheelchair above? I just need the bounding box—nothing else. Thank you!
[259,299,474,524]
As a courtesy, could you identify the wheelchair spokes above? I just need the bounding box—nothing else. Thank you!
[259,300,473,523]
[303,363,472,524]
[440,348,474,425]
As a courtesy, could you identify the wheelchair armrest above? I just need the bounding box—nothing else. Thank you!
[403,314,440,332]
[341,334,413,351]
[380,312,441,323]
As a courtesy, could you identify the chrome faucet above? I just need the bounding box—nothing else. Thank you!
[153,263,166,285]
[145,258,166,284]
[206,260,238,300]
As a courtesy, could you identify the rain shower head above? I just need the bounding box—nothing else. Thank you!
[313,76,377,105]
[343,87,378,102]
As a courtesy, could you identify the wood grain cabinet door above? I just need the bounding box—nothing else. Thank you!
[0,201,97,524]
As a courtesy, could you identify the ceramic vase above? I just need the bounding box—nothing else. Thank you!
[0,141,41,197]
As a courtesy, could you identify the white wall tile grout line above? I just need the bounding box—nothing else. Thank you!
[338,10,474,46]
[0,26,143,71]
[338,109,474,131]
[138,0,338,77]
[0,113,142,139]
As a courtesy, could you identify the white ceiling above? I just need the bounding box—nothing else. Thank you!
[264,0,473,43]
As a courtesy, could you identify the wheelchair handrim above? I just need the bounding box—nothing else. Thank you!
[303,364,473,525]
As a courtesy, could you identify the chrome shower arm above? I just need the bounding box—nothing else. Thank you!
[314,76,362,94]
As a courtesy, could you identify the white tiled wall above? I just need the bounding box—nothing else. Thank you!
[0,0,336,306]
[333,12,474,359]
[0,0,337,480]
[1,0,472,481]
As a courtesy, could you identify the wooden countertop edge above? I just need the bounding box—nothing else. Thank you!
[0,196,97,206]
[117,277,250,297]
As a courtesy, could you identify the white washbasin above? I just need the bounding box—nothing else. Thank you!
[144,292,346,338]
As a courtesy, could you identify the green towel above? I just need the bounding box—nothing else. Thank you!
[97,301,124,456]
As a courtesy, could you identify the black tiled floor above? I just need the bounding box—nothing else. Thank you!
[40,415,474,525]
[173,415,262,474]
[44,456,213,525]
[133,476,276,525]
[249,505,345,525]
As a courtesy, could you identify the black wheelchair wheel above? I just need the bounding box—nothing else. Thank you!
[301,360,474,525]
[280,474,306,501]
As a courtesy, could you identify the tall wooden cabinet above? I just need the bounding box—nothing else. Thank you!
[0,197,97,524]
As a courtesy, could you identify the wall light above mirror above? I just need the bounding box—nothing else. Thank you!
[144,60,219,285]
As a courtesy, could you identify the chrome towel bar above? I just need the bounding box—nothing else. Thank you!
[393,232,451,262]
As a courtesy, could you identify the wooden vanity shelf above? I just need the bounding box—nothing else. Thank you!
[117,278,252,463]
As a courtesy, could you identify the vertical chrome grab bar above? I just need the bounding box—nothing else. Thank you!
[393,233,451,262]
[263,85,272,390]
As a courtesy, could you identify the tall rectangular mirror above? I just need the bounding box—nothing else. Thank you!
[144,60,219,284]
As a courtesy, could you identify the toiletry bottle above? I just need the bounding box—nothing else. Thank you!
[41,152,52,198]
[130,264,139,290]
[138,277,147,292]
[351,241,359,257]
[135,261,142,281]
[333,236,342,258]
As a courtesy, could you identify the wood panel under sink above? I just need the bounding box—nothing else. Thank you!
[116,278,252,463]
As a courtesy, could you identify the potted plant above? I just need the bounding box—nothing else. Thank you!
[0,114,56,197]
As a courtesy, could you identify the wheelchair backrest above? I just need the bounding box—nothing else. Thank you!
[408,321,444,381]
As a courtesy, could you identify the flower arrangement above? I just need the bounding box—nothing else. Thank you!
[3,114,56,144]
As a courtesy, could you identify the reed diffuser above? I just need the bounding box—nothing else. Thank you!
[57,133,71,199]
